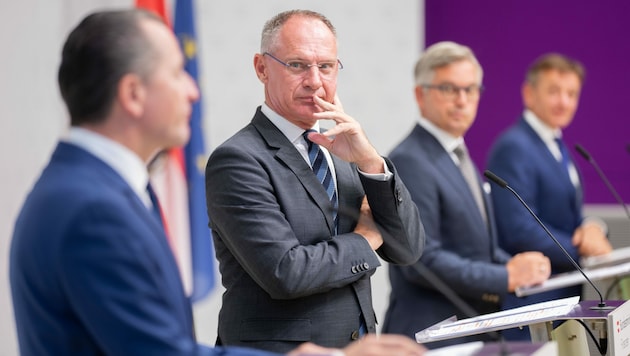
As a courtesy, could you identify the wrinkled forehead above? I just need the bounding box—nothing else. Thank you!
[268,16,337,56]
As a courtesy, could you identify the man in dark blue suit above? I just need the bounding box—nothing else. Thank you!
[10,8,426,356]
[382,41,551,349]
[487,53,612,340]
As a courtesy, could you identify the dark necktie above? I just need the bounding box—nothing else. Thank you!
[146,182,166,230]
[453,143,487,224]
[555,137,571,172]
[303,130,338,232]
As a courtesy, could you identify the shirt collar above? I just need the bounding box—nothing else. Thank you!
[261,103,321,144]
[523,109,563,143]
[63,127,149,204]
[418,115,464,153]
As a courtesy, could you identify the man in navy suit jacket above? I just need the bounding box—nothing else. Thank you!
[10,8,426,356]
[487,53,612,340]
[382,42,551,349]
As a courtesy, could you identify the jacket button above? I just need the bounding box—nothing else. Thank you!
[362,262,369,270]
[351,266,357,274]
[351,330,360,340]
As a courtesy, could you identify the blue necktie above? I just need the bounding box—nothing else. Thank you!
[303,130,338,233]
[555,137,571,172]
[146,182,165,230]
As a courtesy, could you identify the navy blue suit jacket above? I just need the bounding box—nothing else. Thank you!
[382,124,511,348]
[486,118,583,319]
[10,142,280,356]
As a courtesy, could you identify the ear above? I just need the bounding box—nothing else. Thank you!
[117,73,146,118]
[253,53,268,83]
[414,85,425,109]
[522,82,532,109]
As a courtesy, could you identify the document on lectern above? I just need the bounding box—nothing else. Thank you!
[515,261,630,297]
[415,296,580,344]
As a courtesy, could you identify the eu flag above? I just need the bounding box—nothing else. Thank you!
[174,0,215,302]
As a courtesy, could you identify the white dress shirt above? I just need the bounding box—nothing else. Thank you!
[64,127,152,209]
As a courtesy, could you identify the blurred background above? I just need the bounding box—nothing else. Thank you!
[1,1,627,354]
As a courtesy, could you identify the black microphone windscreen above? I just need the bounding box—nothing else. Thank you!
[483,170,507,188]
[574,144,592,161]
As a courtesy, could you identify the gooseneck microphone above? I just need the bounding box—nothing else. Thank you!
[483,170,613,310]
[574,143,630,221]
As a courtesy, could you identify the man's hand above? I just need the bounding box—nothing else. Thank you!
[506,251,551,292]
[353,197,383,251]
[572,222,612,257]
[307,95,384,174]
[288,334,426,356]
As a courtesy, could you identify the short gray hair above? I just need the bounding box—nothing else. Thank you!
[260,9,336,53]
[414,41,483,86]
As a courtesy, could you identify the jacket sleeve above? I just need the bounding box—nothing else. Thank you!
[205,143,382,300]
[360,157,425,265]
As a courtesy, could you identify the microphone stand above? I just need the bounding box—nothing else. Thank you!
[484,170,614,311]
[575,144,630,221]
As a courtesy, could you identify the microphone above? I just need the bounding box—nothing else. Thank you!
[575,143,630,221]
[483,170,614,310]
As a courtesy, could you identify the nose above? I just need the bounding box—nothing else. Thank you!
[187,73,200,102]
[559,91,574,107]
[302,66,323,89]
[454,88,470,105]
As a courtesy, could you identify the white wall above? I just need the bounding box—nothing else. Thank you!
[0,1,422,354]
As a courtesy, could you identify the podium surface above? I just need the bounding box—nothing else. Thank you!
[416,298,630,355]
[415,297,580,344]
[515,246,630,298]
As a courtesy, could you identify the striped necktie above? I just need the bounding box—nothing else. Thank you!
[303,130,338,233]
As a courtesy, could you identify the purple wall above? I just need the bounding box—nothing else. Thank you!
[425,0,630,204]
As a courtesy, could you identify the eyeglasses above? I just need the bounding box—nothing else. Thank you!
[263,52,343,77]
[423,83,484,100]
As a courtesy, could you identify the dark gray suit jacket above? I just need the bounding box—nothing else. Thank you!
[205,108,424,353]
[382,124,512,349]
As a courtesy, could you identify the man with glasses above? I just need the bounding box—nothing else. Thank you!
[382,41,551,348]
[486,53,612,340]
[205,9,425,353]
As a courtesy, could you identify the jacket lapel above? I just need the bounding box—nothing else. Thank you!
[416,126,486,225]
[251,110,337,233]
[519,119,581,213]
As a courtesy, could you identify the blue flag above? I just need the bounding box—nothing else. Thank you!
[174,0,215,302]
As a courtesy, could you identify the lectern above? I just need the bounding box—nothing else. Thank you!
[415,296,630,355]
[515,246,630,299]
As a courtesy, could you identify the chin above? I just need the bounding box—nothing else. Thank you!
[170,131,191,149]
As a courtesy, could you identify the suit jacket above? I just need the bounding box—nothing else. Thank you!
[486,118,583,315]
[382,124,512,349]
[10,142,278,356]
[205,107,424,353]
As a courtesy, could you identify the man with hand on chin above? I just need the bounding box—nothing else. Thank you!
[205,9,425,354]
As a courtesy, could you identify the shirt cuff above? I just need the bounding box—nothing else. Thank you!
[357,158,392,181]
[582,216,608,235]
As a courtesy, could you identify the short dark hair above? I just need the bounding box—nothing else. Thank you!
[58,9,163,126]
[526,53,585,86]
